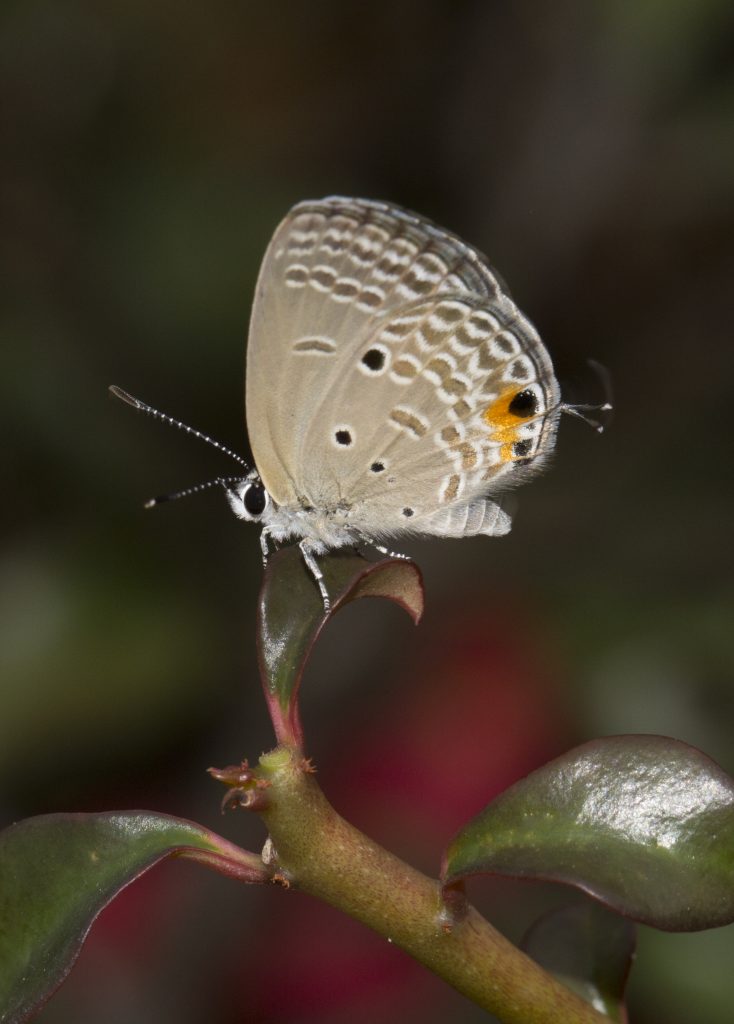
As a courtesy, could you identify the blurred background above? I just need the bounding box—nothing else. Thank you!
[2,1,733,1021]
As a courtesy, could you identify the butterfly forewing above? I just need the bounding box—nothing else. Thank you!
[247,198,502,498]
[246,197,560,537]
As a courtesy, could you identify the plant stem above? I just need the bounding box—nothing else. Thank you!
[258,747,607,1024]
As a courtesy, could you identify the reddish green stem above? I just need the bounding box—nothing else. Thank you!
[257,747,607,1024]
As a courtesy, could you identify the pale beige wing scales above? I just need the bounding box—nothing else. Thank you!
[246,198,560,539]
[246,197,505,504]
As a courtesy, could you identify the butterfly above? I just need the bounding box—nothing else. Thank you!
[112,197,602,609]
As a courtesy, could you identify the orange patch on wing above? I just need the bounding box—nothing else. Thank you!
[482,387,528,463]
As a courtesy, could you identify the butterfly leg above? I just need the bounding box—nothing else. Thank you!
[350,528,410,563]
[298,540,331,613]
[370,542,411,562]
[259,526,273,567]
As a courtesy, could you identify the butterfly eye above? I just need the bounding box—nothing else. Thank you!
[242,481,269,519]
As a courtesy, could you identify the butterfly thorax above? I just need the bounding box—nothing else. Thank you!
[227,481,358,554]
[266,500,359,553]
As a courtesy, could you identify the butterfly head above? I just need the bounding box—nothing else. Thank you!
[226,473,272,524]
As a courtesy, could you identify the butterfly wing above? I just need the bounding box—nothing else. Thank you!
[246,197,560,538]
[246,198,504,499]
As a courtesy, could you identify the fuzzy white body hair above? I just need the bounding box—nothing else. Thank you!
[226,479,512,555]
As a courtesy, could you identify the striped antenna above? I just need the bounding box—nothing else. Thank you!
[144,476,246,508]
[109,385,251,470]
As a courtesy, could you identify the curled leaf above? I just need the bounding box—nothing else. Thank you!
[257,546,423,749]
[0,811,268,1023]
[442,735,734,931]
[521,901,636,1022]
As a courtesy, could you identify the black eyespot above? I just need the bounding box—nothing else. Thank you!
[335,429,352,446]
[508,388,538,418]
[370,461,385,473]
[512,439,533,459]
[361,348,385,371]
[402,507,414,517]
[243,482,267,516]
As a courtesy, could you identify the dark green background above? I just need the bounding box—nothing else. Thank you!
[2,2,733,1021]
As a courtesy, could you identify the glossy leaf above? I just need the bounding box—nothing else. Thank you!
[442,735,734,931]
[257,546,423,748]
[521,901,636,1022]
[0,811,268,1024]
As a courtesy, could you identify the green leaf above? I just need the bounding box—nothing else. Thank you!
[257,546,423,749]
[0,811,268,1023]
[442,735,734,931]
[521,901,635,1022]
